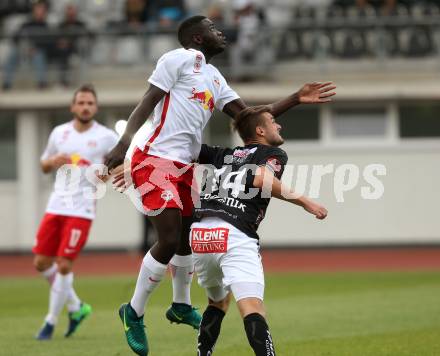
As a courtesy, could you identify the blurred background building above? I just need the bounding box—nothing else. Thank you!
[1,0,440,252]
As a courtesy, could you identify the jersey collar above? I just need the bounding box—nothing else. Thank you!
[187,48,206,64]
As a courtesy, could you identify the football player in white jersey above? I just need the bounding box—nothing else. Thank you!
[33,84,119,340]
[104,16,335,356]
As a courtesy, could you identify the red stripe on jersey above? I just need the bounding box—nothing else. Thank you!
[144,92,171,153]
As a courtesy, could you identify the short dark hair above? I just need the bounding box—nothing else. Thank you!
[32,0,48,9]
[72,84,97,103]
[233,105,271,142]
[177,15,207,47]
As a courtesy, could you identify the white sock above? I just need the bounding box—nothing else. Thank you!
[66,274,81,313]
[130,251,167,317]
[41,263,57,285]
[41,264,81,313]
[45,272,73,325]
[169,254,194,305]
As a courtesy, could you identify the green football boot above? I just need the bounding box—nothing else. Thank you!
[65,303,92,337]
[165,303,202,330]
[119,303,148,356]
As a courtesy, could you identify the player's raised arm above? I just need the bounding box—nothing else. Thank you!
[222,82,336,120]
[253,166,328,220]
[222,98,248,119]
[268,81,336,118]
[104,84,166,171]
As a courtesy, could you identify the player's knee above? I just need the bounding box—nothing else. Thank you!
[209,292,231,313]
[56,259,72,274]
[237,297,266,319]
[33,256,52,272]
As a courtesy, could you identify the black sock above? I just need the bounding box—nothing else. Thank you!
[243,313,276,356]
[197,305,225,356]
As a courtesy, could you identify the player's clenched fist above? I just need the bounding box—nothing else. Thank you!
[304,201,328,220]
[50,154,71,169]
[104,141,129,173]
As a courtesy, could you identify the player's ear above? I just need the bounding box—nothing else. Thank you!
[193,34,203,45]
[256,125,265,137]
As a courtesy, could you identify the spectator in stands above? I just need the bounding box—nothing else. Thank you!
[0,0,33,20]
[353,0,376,16]
[2,0,52,90]
[230,0,268,80]
[108,0,148,65]
[113,0,148,32]
[126,0,148,26]
[146,0,186,28]
[54,4,89,87]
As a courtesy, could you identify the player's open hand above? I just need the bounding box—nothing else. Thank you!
[104,141,129,173]
[112,161,132,193]
[304,201,328,220]
[298,82,336,104]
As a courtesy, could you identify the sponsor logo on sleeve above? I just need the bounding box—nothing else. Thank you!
[266,157,282,173]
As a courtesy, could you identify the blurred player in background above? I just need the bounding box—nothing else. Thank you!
[33,84,119,340]
[104,15,335,356]
[194,107,327,356]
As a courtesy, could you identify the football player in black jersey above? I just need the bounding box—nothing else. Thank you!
[193,106,327,356]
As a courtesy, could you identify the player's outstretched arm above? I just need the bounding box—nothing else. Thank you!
[40,154,71,174]
[253,166,328,220]
[222,82,336,120]
[104,84,167,172]
[268,82,336,118]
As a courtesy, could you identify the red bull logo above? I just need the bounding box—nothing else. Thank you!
[70,153,91,167]
[188,88,215,113]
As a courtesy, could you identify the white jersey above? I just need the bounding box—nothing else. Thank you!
[137,48,240,164]
[42,121,119,220]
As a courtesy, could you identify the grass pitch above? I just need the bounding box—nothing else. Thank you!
[1,271,440,355]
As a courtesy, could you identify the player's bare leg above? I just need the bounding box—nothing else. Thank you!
[237,298,276,356]
[198,293,231,356]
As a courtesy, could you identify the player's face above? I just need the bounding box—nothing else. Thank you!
[200,18,226,54]
[71,92,98,123]
[261,113,284,146]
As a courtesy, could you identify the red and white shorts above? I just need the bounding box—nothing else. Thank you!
[131,149,196,217]
[32,213,92,260]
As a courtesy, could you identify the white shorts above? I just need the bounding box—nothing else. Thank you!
[190,217,265,302]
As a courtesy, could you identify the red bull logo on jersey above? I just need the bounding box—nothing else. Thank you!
[70,153,91,167]
[188,88,215,113]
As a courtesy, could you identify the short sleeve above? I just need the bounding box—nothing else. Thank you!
[105,130,119,154]
[198,144,225,165]
[40,128,58,161]
[214,72,240,111]
[257,148,288,179]
[148,51,186,92]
